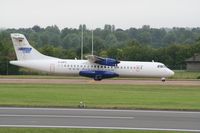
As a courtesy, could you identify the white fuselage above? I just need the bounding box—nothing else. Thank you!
[10,59,174,78]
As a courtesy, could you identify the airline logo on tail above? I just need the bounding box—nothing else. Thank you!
[18,47,32,53]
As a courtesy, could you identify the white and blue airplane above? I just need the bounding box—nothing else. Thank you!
[10,33,174,81]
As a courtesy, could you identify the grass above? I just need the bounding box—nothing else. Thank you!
[0,128,182,133]
[0,84,200,110]
[170,70,200,79]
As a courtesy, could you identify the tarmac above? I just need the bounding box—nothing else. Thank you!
[0,107,200,132]
[0,78,200,86]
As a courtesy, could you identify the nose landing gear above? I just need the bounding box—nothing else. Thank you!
[161,77,166,82]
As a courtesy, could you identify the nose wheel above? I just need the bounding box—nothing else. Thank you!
[161,77,166,82]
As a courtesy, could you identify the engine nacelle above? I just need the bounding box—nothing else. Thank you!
[79,70,119,81]
[95,58,120,66]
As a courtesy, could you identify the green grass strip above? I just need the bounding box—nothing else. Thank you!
[0,84,200,110]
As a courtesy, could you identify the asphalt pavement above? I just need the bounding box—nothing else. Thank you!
[0,107,200,132]
[0,78,200,86]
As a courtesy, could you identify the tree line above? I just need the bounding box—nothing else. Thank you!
[0,24,200,74]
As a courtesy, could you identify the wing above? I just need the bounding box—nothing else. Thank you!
[86,55,120,66]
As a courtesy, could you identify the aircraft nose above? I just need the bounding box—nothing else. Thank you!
[164,68,174,77]
[168,69,174,77]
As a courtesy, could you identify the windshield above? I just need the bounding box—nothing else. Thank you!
[157,65,166,68]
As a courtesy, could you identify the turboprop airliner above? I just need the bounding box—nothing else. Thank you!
[10,33,174,81]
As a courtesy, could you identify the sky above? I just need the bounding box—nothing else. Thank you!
[0,0,200,29]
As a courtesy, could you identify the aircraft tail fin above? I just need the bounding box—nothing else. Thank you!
[11,33,56,60]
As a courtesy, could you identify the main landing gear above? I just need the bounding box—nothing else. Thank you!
[94,75,103,81]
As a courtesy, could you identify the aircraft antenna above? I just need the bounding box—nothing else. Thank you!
[92,30,94,55]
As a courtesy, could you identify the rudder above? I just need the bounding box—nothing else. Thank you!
[11,33,56,60]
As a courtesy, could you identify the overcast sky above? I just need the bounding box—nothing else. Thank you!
[0,0,200,29]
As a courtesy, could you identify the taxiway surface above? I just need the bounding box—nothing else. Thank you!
[0,78,200,86]
[0,107,200,132]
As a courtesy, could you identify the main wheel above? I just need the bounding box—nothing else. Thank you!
[94,75,102,81]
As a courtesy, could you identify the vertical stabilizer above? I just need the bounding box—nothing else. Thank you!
[11,33,56,60]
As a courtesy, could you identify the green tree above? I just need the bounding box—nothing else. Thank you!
[63,33,80,49]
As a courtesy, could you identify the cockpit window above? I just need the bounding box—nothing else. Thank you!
[157,65,166,68]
